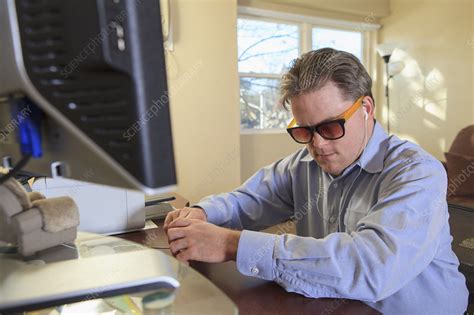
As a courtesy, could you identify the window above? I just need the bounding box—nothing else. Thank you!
[237,13,369,132]
[312,27,363,61]
[238,18,298,130]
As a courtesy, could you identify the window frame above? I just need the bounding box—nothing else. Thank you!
[238,8,379,134]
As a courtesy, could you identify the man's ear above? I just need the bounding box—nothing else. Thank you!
[361,96,375,117]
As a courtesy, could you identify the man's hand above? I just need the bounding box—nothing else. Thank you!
[163,207,207,232]
[166,218,241,263]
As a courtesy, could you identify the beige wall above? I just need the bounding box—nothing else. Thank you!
[167,0,241,203]
[378,0,474,160]
[241,133,302,180]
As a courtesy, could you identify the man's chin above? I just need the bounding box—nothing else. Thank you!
[314,160,342,176]
[323,166,342,176]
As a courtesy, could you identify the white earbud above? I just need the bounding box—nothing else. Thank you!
[364,110,368,120]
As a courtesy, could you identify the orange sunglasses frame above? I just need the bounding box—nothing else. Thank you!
[286,96,364,142]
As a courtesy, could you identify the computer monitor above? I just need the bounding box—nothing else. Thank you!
[0,0,177,194]
[0,1,180,311]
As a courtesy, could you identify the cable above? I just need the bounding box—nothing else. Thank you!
[353,108,370,163]
[316,106,370,229]
[0,97,43,186]
[336,109,370,231]
[0,154,31,185]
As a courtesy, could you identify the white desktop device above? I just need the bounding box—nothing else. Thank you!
[31,177,147,235]
[30,177,176,235]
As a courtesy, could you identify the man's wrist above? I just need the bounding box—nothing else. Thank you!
[225,230,241,261]
[191,206,207,221]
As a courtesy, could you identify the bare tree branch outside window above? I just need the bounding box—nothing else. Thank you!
[238,18,298,130]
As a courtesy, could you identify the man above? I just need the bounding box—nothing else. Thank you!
[164,48,469,314]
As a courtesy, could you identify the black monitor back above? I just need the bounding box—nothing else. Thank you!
[0,0,176,193]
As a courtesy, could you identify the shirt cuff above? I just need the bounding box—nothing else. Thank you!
[236,230,277,281]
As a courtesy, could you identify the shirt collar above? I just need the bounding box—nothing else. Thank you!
[300,121,389,174]
[357,121,389,173]
[301,153,314,162]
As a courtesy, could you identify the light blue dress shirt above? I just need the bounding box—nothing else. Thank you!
[197,122,469,315]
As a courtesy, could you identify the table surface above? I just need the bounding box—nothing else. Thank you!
[117,195,381,315]
[0,231,238,314]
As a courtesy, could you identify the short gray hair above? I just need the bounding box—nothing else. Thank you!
[280,48,374,108]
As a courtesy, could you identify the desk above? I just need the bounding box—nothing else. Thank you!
[118,195,381,315]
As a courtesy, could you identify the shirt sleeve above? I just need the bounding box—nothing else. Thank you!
[195,150,301,231]
[235,158,449,302]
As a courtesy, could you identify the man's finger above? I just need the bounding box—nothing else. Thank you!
[167,226,186,242]
[176,249,191,263]
[181,207,191,217]
[168,217,193,229]
[169,238,188,255]
[163,210,179,230]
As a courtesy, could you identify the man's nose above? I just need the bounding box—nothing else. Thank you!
[311,131,329,147]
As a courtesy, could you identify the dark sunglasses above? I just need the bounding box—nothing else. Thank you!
[286,96,364,144]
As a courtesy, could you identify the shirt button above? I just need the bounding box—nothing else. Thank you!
[251,267,259,275]
[333,183,338,188]
[329,215,337,224]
